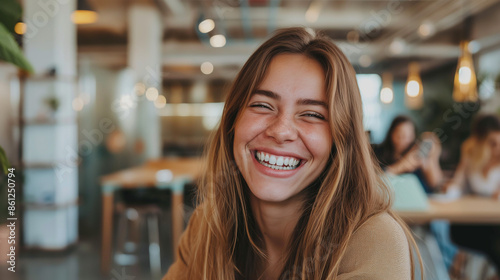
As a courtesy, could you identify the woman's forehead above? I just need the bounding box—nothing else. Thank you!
[257,54,327,102]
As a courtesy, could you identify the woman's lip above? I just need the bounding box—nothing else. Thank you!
[251,148,306,161]
[251,150,304,178]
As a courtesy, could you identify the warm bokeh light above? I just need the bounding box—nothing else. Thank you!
[14,22,26,35]
[154,95,166,109]
[134,82,146,96]
[380,87,394,104]
[390,38,406,54]
[71,10,98,25]
[200,62,214,75]
[453,41,477,102]
[145,87,159,101]
[72,97,84,111]
[458,66,472,84]
[198,19,215,33]
[405,62,424,109]
[210,35,226,48]
[359,55,372,67]
[406,80,420,97]
[418,22,435,38]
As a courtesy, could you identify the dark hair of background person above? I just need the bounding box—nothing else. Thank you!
[375,115,418,167]
[472,114,500,140]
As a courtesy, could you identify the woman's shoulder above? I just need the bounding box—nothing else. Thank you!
[353,212,408,243]
[338,212,412,279]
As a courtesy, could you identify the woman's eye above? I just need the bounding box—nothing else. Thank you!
[249,103,272,110]
[303,112,325,120]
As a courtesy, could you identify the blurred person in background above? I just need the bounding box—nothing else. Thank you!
[446,114,500,273]
[163,28,422,280]
[374,116,460,270]
[374,115,444,193]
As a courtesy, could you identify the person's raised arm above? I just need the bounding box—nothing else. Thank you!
[420,132,444,189]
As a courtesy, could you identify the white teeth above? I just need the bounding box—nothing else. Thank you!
[254,151,301,169]
[269,155,277,164]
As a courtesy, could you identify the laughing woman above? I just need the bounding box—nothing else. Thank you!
[163,27,421,280]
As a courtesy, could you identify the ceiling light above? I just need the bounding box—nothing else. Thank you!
[200,62,214,75]
[405,62,424,109]
[198,19,215,33]
[418,21,435,38]
[154,95,167,109]
[389,38,406,55]
[210,35,226,48]
[14,22,26,35]
[453,41,477,102]
[380,73,394,104]
[146,87,159,101]
[72,0,98,25]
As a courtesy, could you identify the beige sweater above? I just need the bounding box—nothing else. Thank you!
[163,209,412,280]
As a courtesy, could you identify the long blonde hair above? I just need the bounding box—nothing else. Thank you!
[189,27,421,279]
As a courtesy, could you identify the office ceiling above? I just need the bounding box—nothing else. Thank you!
[79,0,500,79]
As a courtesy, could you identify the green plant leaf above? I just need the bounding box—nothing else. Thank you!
[0,23,33,72]
[0,0,22,33]
[0,146,10,175]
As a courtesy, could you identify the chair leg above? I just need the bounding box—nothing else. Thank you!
[147,214,162,279]
[116,209,128,254]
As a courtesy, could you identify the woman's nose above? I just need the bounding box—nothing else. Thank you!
[265,114,298,144]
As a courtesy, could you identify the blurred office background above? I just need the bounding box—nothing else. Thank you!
[1,0,500,279]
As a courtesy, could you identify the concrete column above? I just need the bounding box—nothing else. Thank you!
[22,0,78,251]
[128,1,163,160]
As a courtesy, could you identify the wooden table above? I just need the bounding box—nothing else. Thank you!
[397,196,500,224]
[100,157,203,273]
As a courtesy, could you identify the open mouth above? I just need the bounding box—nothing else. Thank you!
[254,150,302,171]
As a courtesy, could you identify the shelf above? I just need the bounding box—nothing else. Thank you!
[23,162,73,169]
[20,118,77,126]
[17,74,77,83]
[23,199,79,210]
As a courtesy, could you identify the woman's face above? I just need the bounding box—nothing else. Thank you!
[233,54,332,203]
[486,131,500,159]
[391,122,416,154]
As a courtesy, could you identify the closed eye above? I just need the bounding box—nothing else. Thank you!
[303,112,325,120]
[249,103,272,110]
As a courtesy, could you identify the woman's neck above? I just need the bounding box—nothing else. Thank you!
[250,194,303,277]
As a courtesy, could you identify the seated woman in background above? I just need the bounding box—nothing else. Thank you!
[374,115,443,193]
[446,114,500,272]
[163,28,421,280]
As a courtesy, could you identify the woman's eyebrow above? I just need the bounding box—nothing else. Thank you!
[297,98,328,109]
[252,89,328,109]
[252,89,280,100]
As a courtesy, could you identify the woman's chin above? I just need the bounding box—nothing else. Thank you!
[248,185,299,204]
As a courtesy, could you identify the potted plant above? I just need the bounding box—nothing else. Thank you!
[0,0,33,72]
